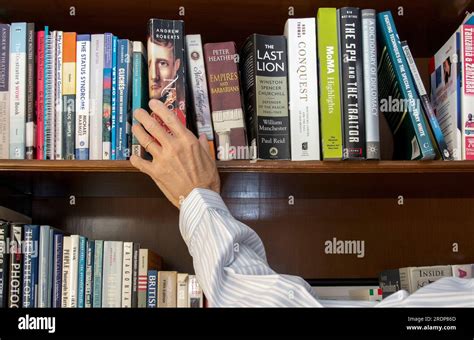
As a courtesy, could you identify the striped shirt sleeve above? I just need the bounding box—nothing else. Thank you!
[179,188,323,307]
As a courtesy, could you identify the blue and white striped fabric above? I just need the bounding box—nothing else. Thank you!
[180,188,474,308]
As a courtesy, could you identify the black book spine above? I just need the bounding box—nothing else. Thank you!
[378,269,401,298]
[8,224,22,308]
[131,242,140,308]
[340,8,366,159]
[0,221,9,308]
[241,34,290,160]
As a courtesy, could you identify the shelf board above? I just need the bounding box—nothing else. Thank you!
[2,159,474,174]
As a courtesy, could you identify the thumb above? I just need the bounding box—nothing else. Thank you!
[198,133,211,157]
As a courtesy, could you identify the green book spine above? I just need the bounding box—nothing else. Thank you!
[317,8,343,160]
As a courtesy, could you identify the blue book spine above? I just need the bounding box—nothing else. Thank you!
[77,236,87,308]
[111,36,118,160]
[146,270,158,308]
[116,39,132,160]
[37,225,50,307]
[22,225,39,307]
[52,233,63,308]
[377,11,435,160]
[92,240,103,307]
[85,240,95,308]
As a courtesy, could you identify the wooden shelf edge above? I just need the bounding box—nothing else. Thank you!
[2,159,474,174]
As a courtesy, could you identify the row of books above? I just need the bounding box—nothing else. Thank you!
[1,10,472,162]
[0,221,204,308]
[378,263,474,298]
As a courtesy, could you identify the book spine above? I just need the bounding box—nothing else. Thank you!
[146,270,157,308]
[203,42,247,160]
[0,24,9,159]
[116,39,132,160]
[362,9,380,160]
[462,24,474,160]
[69,235,79,307]
[102,241,123,307]
[37,225,50,307]
[177,273,188,307]
[185,35,215,158]
[62,32,76,160]
[61,236,71,307]
[284,19,320,161]
[377,11,435,160]
[339,8,366,159]
[77,236,86,307]
[54,31,63,159]
[22,225,39,307]
[111,36,118,160]
[8,224,22,308]
[35,31,45,159]
[75,34,91,160]
[131,41,148,157]
[121,241,133,307]
[52,233,63,308]
[47,229,55,307]
[25,23,36,160]
[188,275,203,308]
[102,33,113,160]
[158,271,177,308]
[317,8,343,159]
[9,22,27,159]
[47,31,56,160]
[43,27,51,159]
[0,222,9,307]
[137,249,148,308]
[399,267,411,292]
[85,240,94,308]
[131,242,140,308]
[402,41,450,160]
[90,34,104,160]
[92,240,103,307]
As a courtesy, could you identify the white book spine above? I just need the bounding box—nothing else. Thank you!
[188,275,203,308]
[137,249,148,308]
[177,273,189,308]
[461,24,474,160]
[61,236,71,308]
[0,24,9,159]
[102,241,123,307]
[37,225,50,307]
[284,18,320,161]
[68,235,79,307]
[75,35,91,160]
[90,34,104,160]
[121,242,133,307]
[54,32,63,159]
[9,23,27,159]
[362,10,380,160]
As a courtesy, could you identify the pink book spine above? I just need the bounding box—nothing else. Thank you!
[36,31,45,159]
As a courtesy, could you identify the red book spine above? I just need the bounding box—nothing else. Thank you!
[36,31,45,159]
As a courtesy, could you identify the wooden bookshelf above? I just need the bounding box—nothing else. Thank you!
[1,0,474,282]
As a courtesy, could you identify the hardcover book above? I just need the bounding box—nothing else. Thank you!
[102,241,123,307]
[131,41,148,157]
[77,235,87,307]
[157,271,177,308]
[240,34,290,160]
[116,39,132,160]
[339,8,366,160]
[22,224,39,307]
[52,232,63,308]
[361,9,380,160]
[138,249,163,308]
[461,21,474,160]
[92,240,104,308]
[90,34,104,160]
[111,36,118,160]
[43,26,53,159]
[102,33,113,160]
[186,34,215,157]
[75,34,91,160]
[9,22,27,159]
[284,18,320,161]
[317,8,343,160]
[61,235,71,307]
[177,273,188,308]
[203,41,248,160]
[84,240,95,307]
[69,235,79,307]
[131,243,140,308]
[146,269,158,308]
[36,30,45,159]
[452,264,473,278]
[8,223,22,308]
[147,19,187,132]
[25,23,36,160]
[400,265,452,293]
[121,241,133,307]
[37,225,50,307]
[0,24,9,159]
[53,31,63,160]
[188,275,203,308]
[377,11,436,160]
[61,32,76,160]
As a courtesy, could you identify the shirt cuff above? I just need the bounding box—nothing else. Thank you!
[179,188,230,247]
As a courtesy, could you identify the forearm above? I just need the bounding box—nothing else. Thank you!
[179,188,322,307]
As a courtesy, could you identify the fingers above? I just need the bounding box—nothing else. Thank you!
[131,122,162,158]
[134,108,171,146]
[149,99,187,137]
[198,134,211,158]
[130,154,153,175]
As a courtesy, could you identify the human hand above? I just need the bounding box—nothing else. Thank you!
[130,99,221,208]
